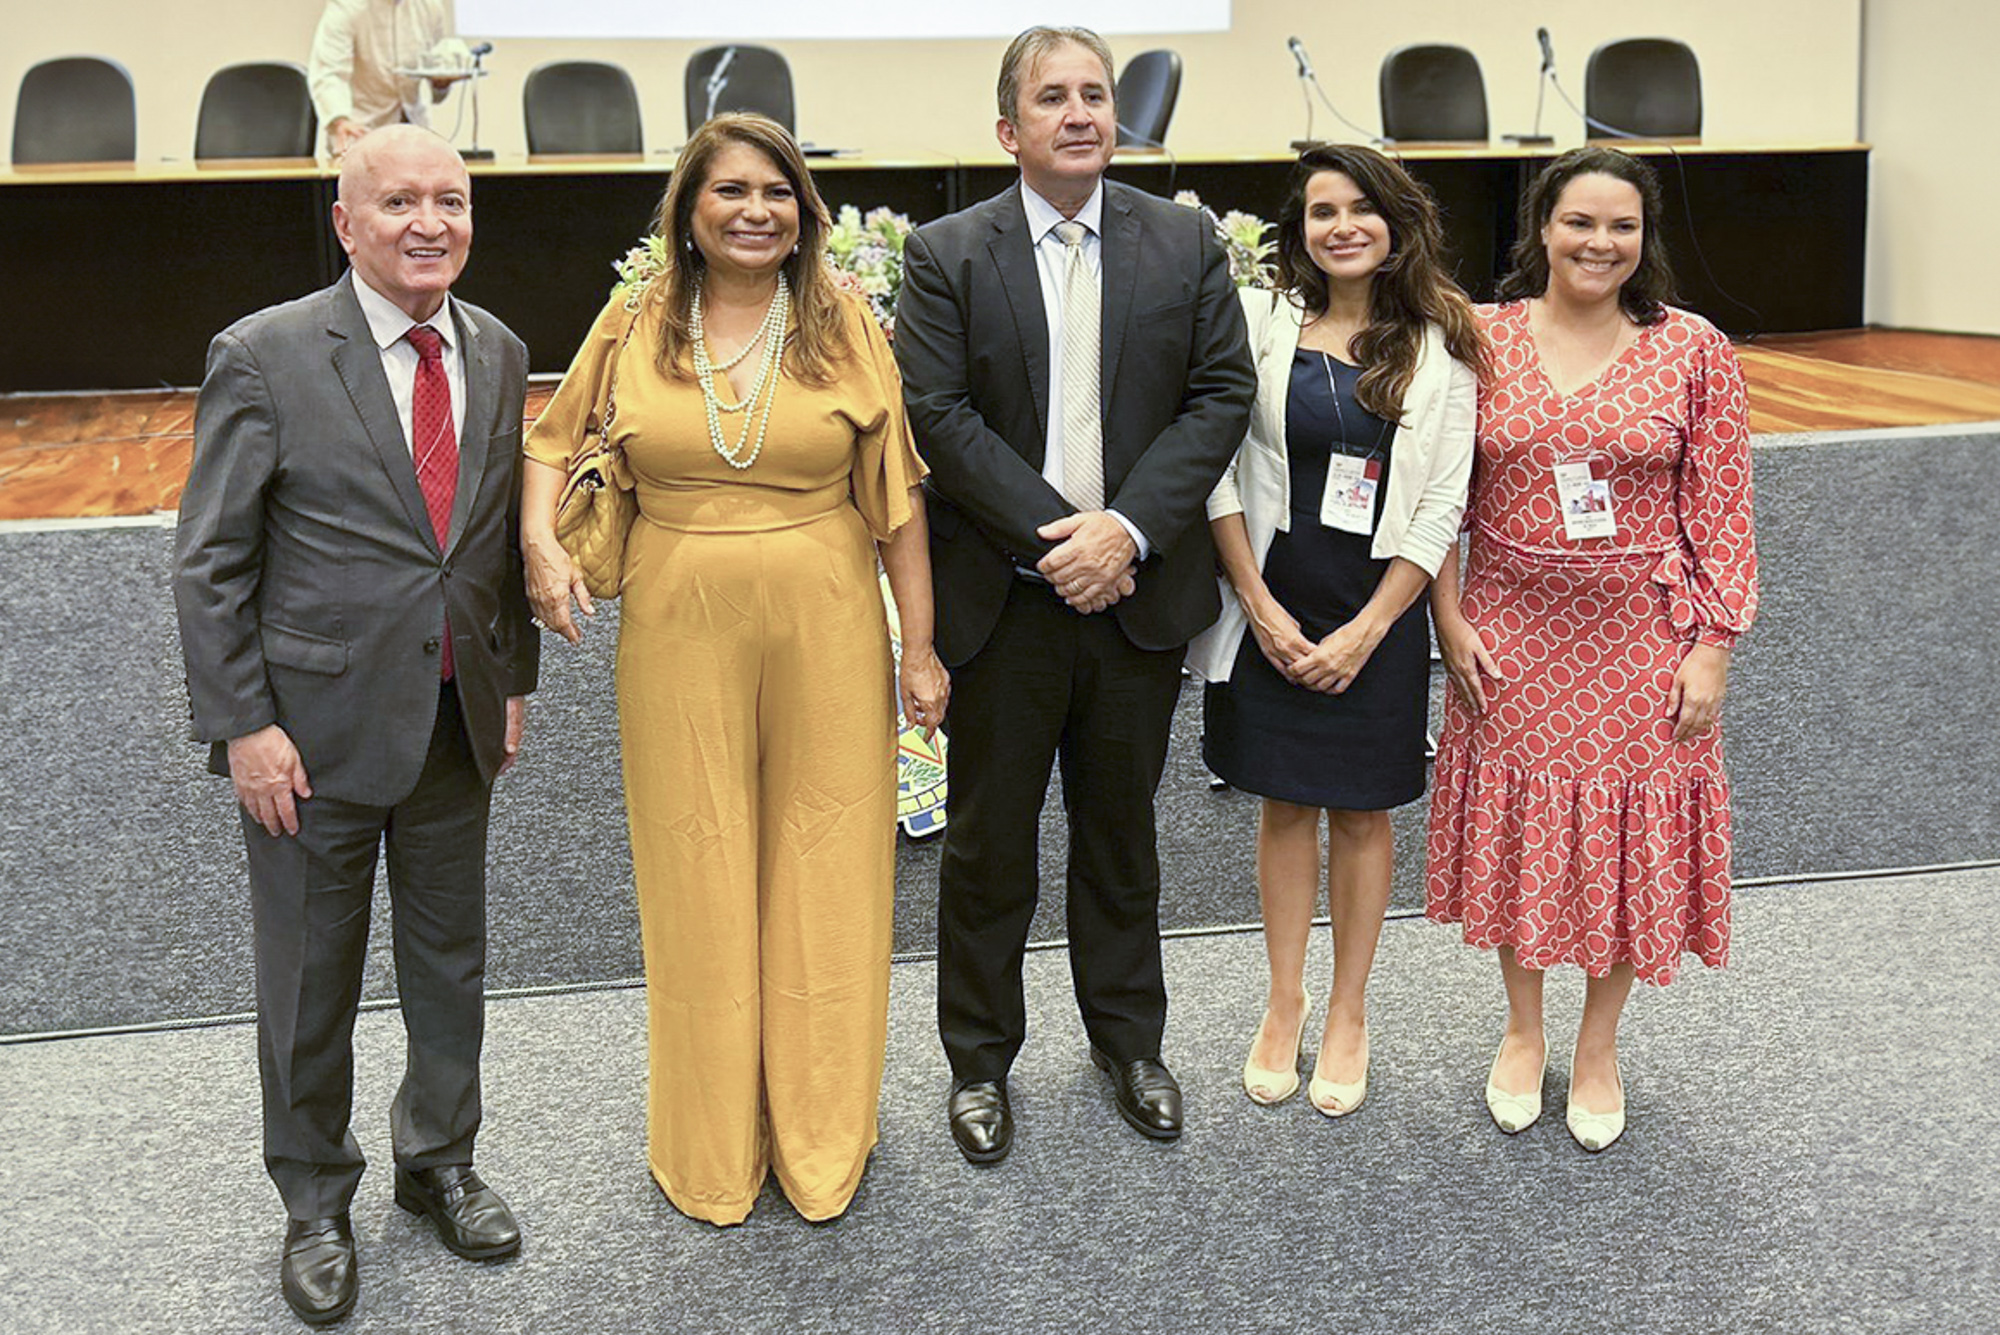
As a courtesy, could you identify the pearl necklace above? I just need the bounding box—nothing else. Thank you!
[692,273,789,470]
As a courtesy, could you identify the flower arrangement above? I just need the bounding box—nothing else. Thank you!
[1174,191,1278,290]
[824,204,912,337]
[610,195,1272,319]
[607,204,916,334]
[611,233,670,312]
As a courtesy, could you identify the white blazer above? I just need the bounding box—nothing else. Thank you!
[1187,287,1477,683]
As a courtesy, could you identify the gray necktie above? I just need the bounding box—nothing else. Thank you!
[1053,220,1103,512]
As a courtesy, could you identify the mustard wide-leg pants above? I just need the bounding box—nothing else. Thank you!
[616,499,895,1224]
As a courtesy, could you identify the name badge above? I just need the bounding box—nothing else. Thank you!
[1322,454,1381,535]
[1553,458,1617,539]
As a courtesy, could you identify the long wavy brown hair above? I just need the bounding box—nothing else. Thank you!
[644,113,845,384]
[1274,143,1486,422]
[1496,146,1677,326]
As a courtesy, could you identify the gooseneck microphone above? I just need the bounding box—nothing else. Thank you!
[1284,35,1379,151]
[1287,36,1316,82]
[1531,29,1763,333]
[1533,25,1672,141]
[704,47,738,122]
[1504,27,1557,144]
[462,38,495,160]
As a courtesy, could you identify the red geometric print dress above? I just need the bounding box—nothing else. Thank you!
[1425,302,1758,985]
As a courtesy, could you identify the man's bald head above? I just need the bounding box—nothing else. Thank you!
[331,125,473,322]
[336,124,468,206]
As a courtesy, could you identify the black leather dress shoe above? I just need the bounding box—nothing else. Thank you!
[948,1079,1013,1165]
[281,1214,356,1325]
[1090,1049,1184,1140]
[394,1165,521,1260]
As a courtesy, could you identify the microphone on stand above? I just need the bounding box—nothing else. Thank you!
[704,47,738,122]
[1287,36,1316,82]
[1287,36,1317,149]
[463,40,495,160]
[1528,38,1759,331]
[1504,27,1557,145]
[1537,30,1649,141]
[1284,35,1379,152]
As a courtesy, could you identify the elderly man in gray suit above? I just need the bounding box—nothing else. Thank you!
[173,125,536,1326]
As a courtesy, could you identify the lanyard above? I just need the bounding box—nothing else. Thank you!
[1321,352,1393,461]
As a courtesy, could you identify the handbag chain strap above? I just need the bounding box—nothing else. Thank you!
[591,307,644,442]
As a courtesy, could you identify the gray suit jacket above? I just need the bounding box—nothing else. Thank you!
[173,273,537,806]
[894,180,1255,666]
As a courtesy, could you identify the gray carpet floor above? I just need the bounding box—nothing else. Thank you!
[3,869,1996,1334]
[6,425,2000,1035]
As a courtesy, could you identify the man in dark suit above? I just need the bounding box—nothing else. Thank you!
[173,125,536,1324]
[895,26,1254,1164]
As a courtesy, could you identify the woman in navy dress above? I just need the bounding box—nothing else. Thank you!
[1189,145,1483,1115]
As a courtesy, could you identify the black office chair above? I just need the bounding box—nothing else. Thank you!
[194,62,315,159]
[1378,44,1489,143]
[12,56,136,165]
[1115,49,1182,149]
[685,45,795,137]
[1585,38,1702,139]
[523,60,643,155]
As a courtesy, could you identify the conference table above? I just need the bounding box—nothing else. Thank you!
[0,141,1866,393]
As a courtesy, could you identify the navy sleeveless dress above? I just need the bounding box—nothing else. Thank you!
[1202,350,1432,810]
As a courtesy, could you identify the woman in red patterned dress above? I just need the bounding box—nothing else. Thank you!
[1425,148,1758,1151]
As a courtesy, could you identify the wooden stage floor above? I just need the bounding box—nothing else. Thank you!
[2,329,1996,524]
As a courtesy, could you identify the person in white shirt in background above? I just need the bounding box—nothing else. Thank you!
[309,0,473,156]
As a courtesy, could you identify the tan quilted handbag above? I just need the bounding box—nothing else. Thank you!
[554,312,640,599]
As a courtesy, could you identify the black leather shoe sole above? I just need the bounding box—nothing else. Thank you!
[1091,1049,1183,1141]
[394,1178,521,1261]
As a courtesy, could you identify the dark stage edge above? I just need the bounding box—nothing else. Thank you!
[2,869,1995,1335]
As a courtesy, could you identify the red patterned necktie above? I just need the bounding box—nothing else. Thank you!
[405,324,457,679]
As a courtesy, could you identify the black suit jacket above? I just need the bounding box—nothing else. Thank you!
[173,273,538,806]
[895,181,1255,667]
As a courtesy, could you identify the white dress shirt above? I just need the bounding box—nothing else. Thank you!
[308,0,449,133]
[1019,180,1149,558]
[351,274,467,454]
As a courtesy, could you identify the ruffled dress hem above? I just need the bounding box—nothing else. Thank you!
[1424,745,1732,987]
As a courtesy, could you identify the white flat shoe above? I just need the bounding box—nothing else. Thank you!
[1566,1060,1626,1152]
[1485,1035,1547,1134]
[1241,1010,1305,1106]
[1308,1025,1368,1118]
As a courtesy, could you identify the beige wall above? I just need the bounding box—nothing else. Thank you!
[29,1,1953,328]
[4,1,1860,165]
[1862,0,2000,335]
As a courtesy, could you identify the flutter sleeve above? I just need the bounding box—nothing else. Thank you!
[524,294,636,474]
[841,296,929,541]
[1676,318,1760,648]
